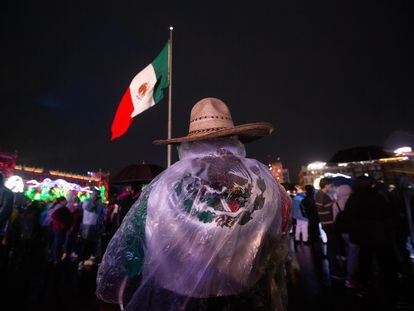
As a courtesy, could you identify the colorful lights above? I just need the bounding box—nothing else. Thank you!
[5,175,24,193]
[324,172,352,179]
[49,170,100,181]
[24,178,93,202]
[268,161,287,183]
[22,179,108,203]
[14,165,44,173]
[378,156,408,163]
[96,185,107,202]
[394,146,412,155]
[313,177,323,190]
[307,161,326,170]
[13,165,101,182]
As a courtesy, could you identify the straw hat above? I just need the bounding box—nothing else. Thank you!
[153,98,274,145]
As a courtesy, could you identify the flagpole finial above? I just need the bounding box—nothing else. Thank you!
[169,26,174,30]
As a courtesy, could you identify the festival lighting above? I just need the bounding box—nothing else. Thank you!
[96,185,107,202]
[378,156,408,163]
[14,165,44,173]
[5,175,24,193]
[313,177,323,190]
[49,170,100,181]
[24,178,95,202]
[307,161,326,170]
[324,173,352,179]
[394,146,412,155]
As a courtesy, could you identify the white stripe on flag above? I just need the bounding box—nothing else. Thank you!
[130,64,157,118]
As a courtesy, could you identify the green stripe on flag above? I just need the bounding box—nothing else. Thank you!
[151,43,169,104]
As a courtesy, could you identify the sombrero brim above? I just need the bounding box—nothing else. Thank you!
[153,122,274,145]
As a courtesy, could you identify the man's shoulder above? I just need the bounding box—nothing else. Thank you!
[315,191,326,203]
[315,191,323,198]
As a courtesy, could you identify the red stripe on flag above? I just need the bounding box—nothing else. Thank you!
[111,88,134,140]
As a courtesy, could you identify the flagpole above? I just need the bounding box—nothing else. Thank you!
[167,26,173,167]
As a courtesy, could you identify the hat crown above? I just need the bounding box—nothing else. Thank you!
[188,98,234,136]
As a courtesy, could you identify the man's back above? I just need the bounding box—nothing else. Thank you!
[146,139,285,296]
[97,137,291,309]
[315,190,334,225]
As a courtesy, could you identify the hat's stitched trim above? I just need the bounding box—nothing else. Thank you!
[188,127,228,135]
[190,115,231,123]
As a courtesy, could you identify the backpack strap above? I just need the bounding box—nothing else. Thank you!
[336,201,343,212]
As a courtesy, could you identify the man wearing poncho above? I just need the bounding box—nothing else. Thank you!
[97,98,292,310]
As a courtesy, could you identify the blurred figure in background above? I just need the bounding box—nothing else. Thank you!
[302,185,319,243]
[50,197,72,265]
[0,173,14,242]
[63,191,83,261]
[316,178,343,279]
[389,177,414,278]
[292,192,308,244]
[117,186,134,223]
[17,200,43,268]
[0,173,14,269]
[343,176,397,291]
[333,184,358,288]
[2,193,29,269]
[79,190,104,270]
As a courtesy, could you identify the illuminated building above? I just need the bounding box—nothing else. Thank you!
[268,160,290,183]
[0,151,17,177]
[299,146,414,187]
[0,150,109,202]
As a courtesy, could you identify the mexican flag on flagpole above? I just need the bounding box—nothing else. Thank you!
[111,43,169,140]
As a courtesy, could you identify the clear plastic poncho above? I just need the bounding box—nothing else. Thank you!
[97,137,291,311]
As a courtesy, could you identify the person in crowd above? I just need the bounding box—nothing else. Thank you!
[302,185,320,243]
[101,199,120,250]
[117,186,134,223]
[0,173,14,269]
[292,192,308,244]
[62,192,83,261]
[39,197,59,262]
[389,177,414,278]
[333,184,358,288]
[50,197,72,265]
[342,176,397,290]
[316,177,342,279]
[17,200,43,267]
[78,190,104,270]
[0,173,14,242]
[97,98,292,310]
[2,193,29,269]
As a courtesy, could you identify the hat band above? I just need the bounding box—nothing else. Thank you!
[190,115,232,123]
[188,127,229,136]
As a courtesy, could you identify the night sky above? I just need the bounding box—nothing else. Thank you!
[1,1,413,182]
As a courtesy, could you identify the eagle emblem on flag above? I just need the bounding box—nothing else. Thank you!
[137,82,149,99]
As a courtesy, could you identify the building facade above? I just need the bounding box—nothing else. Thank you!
[299,149,414,188]
[268,161,290,183]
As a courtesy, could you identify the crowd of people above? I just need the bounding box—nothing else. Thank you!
[0,173,140,274]
[291,176,414,296]
[1,167,413,309]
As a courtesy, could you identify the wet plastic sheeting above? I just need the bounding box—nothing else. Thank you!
[97,137,291,310]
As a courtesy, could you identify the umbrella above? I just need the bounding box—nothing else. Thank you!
[332,176,353,187]
[110,164,164,185]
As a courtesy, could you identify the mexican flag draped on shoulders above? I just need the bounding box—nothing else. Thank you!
[111,43,169,140]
